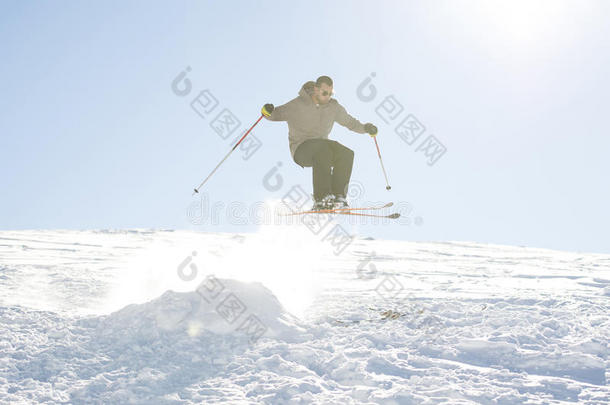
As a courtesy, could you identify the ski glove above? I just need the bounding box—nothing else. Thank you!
[364,123,378,137]
[262,103,274,117]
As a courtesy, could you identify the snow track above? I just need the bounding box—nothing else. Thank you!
[1,230,608,404]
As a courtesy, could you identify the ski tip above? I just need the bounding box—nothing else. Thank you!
[388,213,401,219]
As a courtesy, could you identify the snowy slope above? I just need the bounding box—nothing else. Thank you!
[0,228,609,404]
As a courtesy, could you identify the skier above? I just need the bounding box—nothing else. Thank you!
[261,75,378,210]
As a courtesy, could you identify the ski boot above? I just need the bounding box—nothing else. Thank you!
[312,194,335,211]
[332,195,349,209]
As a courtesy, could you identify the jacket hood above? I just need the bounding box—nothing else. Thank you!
[298,80,335,106]
[298,81,316,101]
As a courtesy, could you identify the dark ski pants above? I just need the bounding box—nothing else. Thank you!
[293,139,354,201]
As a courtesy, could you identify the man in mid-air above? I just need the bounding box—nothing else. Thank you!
[262,75,378,210]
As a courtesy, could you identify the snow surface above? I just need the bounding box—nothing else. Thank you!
[0,227,609,404]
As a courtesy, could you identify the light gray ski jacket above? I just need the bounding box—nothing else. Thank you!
[264,81,367,158]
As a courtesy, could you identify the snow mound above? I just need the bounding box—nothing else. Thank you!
[92,278,308,345]
[50,278,313,403]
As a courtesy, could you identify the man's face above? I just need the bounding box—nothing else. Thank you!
[314,83,333,104]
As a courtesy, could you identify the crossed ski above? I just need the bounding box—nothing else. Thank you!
[282,202,400,219]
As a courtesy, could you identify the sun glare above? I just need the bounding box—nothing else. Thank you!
[470,0,573,53]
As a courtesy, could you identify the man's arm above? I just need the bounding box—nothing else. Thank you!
[263,98,298,122]
[335,104,366,133]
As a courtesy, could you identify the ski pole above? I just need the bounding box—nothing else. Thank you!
[192,114,265,195]
[373,136,392,190]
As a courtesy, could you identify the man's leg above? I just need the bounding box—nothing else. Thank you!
[329,141,355,198]
[294,139,334,201]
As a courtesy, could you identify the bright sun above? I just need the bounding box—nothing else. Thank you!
[470,0,573,52]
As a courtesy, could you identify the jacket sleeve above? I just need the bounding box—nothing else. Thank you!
[335,104,366,133]
[265,98,298,122]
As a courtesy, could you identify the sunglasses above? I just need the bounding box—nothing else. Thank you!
[320,89,334,97]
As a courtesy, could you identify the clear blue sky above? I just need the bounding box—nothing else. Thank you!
[2,1,609,254]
